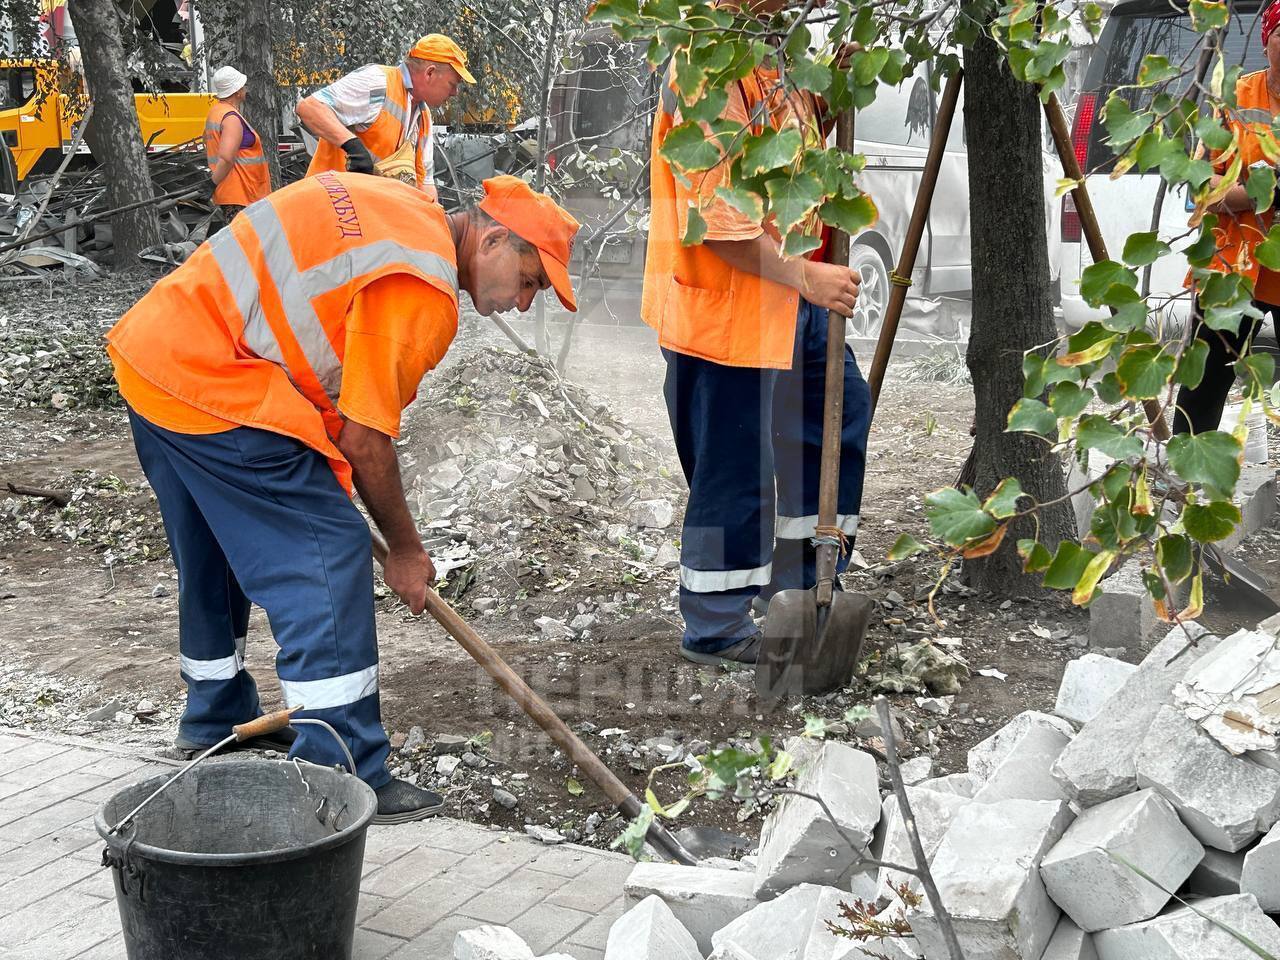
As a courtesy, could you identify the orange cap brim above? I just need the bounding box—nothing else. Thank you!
[453,61,476,84]
[539,249,577,311]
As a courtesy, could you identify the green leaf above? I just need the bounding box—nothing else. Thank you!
[888,533,928,561]
[1049,381,1093,419]
[925,487,998,546]
[766,750,794,781]
[682,205,707,246]
[1160,150,1215,189]
[1167,431,1242,493]
[1122,232,1171,268]
[1102,93,1152,147]
[715,185,764,222]
[1042,542,1097,590]
[852,48,890,86]
[1185,220,1219,267]
[781,230,823,258]
[1176,339,1210,389]
[1249,165,1278,215]
[1237,353,1276,398]
[741,127,802,176]
[1138,54,1180,86]
[1018,538,1054,573]
[1189,0,1229,31]
[1023,351,1079,397]
[1157,534,1194,584]
[1080,260,1139,309]
[1255,226,1280,270]
[660,121,721,172]
[1073,548,1116,605]
[789,56,831,94]
[680,87,729,125]
[819,193,878,235]
[803,715,829,738]
[1095,371,1126,405]
[1115,344,1176,399]
[1007,397,1058,437]
[984,478,1026,519]
[566,777,583,796]
[610,803,655,859]
[1061,332,1118,367]
[1077,415,1144,460]
[1183,500,1242,542]
[766,173,824,233]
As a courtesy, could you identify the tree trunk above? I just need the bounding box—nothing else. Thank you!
[962,34,1073,594]
[68,0,161,269]
[235,0,281,189]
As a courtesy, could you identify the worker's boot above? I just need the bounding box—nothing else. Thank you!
[679,632,764,667]
[373,779,446,825]
[160,726,298,762]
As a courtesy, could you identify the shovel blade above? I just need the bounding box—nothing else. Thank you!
[756,588,874,699]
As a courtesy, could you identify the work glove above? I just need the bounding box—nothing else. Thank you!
[341,138,376,175]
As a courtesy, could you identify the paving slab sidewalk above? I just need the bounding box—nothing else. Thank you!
[0,728,631,960]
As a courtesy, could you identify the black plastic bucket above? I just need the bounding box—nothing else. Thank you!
[96,758,376,960]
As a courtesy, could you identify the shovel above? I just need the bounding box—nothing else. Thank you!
[755,108,876,700]
[369,530,750,863]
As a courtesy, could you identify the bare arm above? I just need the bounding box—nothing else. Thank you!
[297,95,357,148]
[337,419,434,614]
[705,234,861,317]
[210,113,243,186]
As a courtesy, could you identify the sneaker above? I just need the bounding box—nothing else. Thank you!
[680,632,764,667]
[162,726,298,762]
[373,779,446,824]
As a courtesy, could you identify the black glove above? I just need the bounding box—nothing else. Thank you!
[193,172,216,203]
[341,138,376,175]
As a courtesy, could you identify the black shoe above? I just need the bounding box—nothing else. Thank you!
[163,726,298,762]
[373,779,445,824]
[680,632,764,667]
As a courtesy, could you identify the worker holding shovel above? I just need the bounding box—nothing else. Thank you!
[643,5,871,668]
[107,172,579,823]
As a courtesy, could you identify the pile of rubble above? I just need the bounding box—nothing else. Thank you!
[405,344,684,627]
[445,613,1280,959]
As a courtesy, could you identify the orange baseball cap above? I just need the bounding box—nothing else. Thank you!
[408,34,475,84]
[479,175,581,311]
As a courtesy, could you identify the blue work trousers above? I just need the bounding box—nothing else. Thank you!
[127,410,391,788]
[664,299,871,652]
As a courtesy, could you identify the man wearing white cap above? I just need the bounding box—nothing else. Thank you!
[205,66,271,220]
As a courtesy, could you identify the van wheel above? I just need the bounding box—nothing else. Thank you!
[848,241,891,339]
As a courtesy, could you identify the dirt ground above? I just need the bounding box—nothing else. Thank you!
[2,272,1276,851]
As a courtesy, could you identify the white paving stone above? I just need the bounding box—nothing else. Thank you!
[1187,846,1245,898]
[1054,654,1137,726]
[967,711,1074,783]
[1242,821,1280,912]
[910,799,1075,960]
[972,722,1072,804]
[1039,789,1203,931]
[874,788,970,907]
[1094,894,1280,960]
[753,742,881,898]
[604,894,700,960]
[1135,704,1280,851]
[455,925,536,960]
[624,862,757,956]
[1041,917,1098,960]
[1053,623,1217,806]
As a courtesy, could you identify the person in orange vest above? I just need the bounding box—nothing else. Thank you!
[296,35,474,203]
[106,173,579,822]
[204,66,272,222]
[644,39,869,666]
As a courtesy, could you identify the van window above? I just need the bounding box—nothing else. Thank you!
[857,73,932,148]
[573,44,633,144]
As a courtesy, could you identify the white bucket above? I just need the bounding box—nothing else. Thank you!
[1220,402,1270,465]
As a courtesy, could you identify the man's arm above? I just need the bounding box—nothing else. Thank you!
[296,95,360,149]
[337,420,434,615]
[705,234,861,317]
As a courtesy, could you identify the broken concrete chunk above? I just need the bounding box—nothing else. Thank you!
[1186,846,1245,898]
[1039,789,1203,932]
[709,883,846,960]
[753,742,881,899]
[973,722,1072,804]
[875,788,970,908]
[1054,654,1138,726]
[623,862,757,956]
[604,894,701,960]
[918,772,978,798]
[1135,704,1280,851]
[1052,622,1216,807]
[454,925,535,960]
[1174,628,1280,756]
[1241,821,1280,912]
[967,710,1074,783]
[910,799,1074,960]
[1093,894,1280,960]
[1087,561,1157,657]
[1041,917,1098,960]
[899,756,932,784]
[629,499,674,529]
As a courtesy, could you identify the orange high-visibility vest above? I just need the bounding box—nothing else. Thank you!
[642,70,816,370]
[107,172,459,493]
[306,64,431,194]
[205,100,272,208]
[1193,70,1280,304]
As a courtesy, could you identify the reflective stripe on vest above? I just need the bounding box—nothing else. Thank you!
[206,200,459,406]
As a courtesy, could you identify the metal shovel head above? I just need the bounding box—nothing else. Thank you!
[756,588,874,700]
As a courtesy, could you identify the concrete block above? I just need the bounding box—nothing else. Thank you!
[455,925,535,960]
[624,862,757,956]
[1242,821,1280,912]
[1052,622,1217,806]
[1238,463,1277,536]
[1054,654,1138,726]
[1039,789,1203,931]
[1187,846,1245,897]
[1088,562,1156,658]
[1041,917,1098,960]
[1094,894,1280,960]
[918,773,978,798]
[834,936,922,959]
[604,894,700,960]
[910,799,1075,960]
[710,883,851,960]
[875,788,970,907]
[968,711,1075,782]
[900,757,932,785]
[753,742,881,898]
[972,723,1072,804]
[1135,704,1280,851]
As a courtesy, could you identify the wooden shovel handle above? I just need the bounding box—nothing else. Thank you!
[232,706,302,742]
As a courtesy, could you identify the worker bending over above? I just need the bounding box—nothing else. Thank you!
[107,173,579,822]
[204,66,272,221]
[297,35,473,201]
[643,6,870,666]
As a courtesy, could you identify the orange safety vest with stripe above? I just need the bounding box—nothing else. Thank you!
[306,64,431,194]
[205,100,272,208]
[1192,70,1280,304]
[107,172,459,494]
[641,70,807,370]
